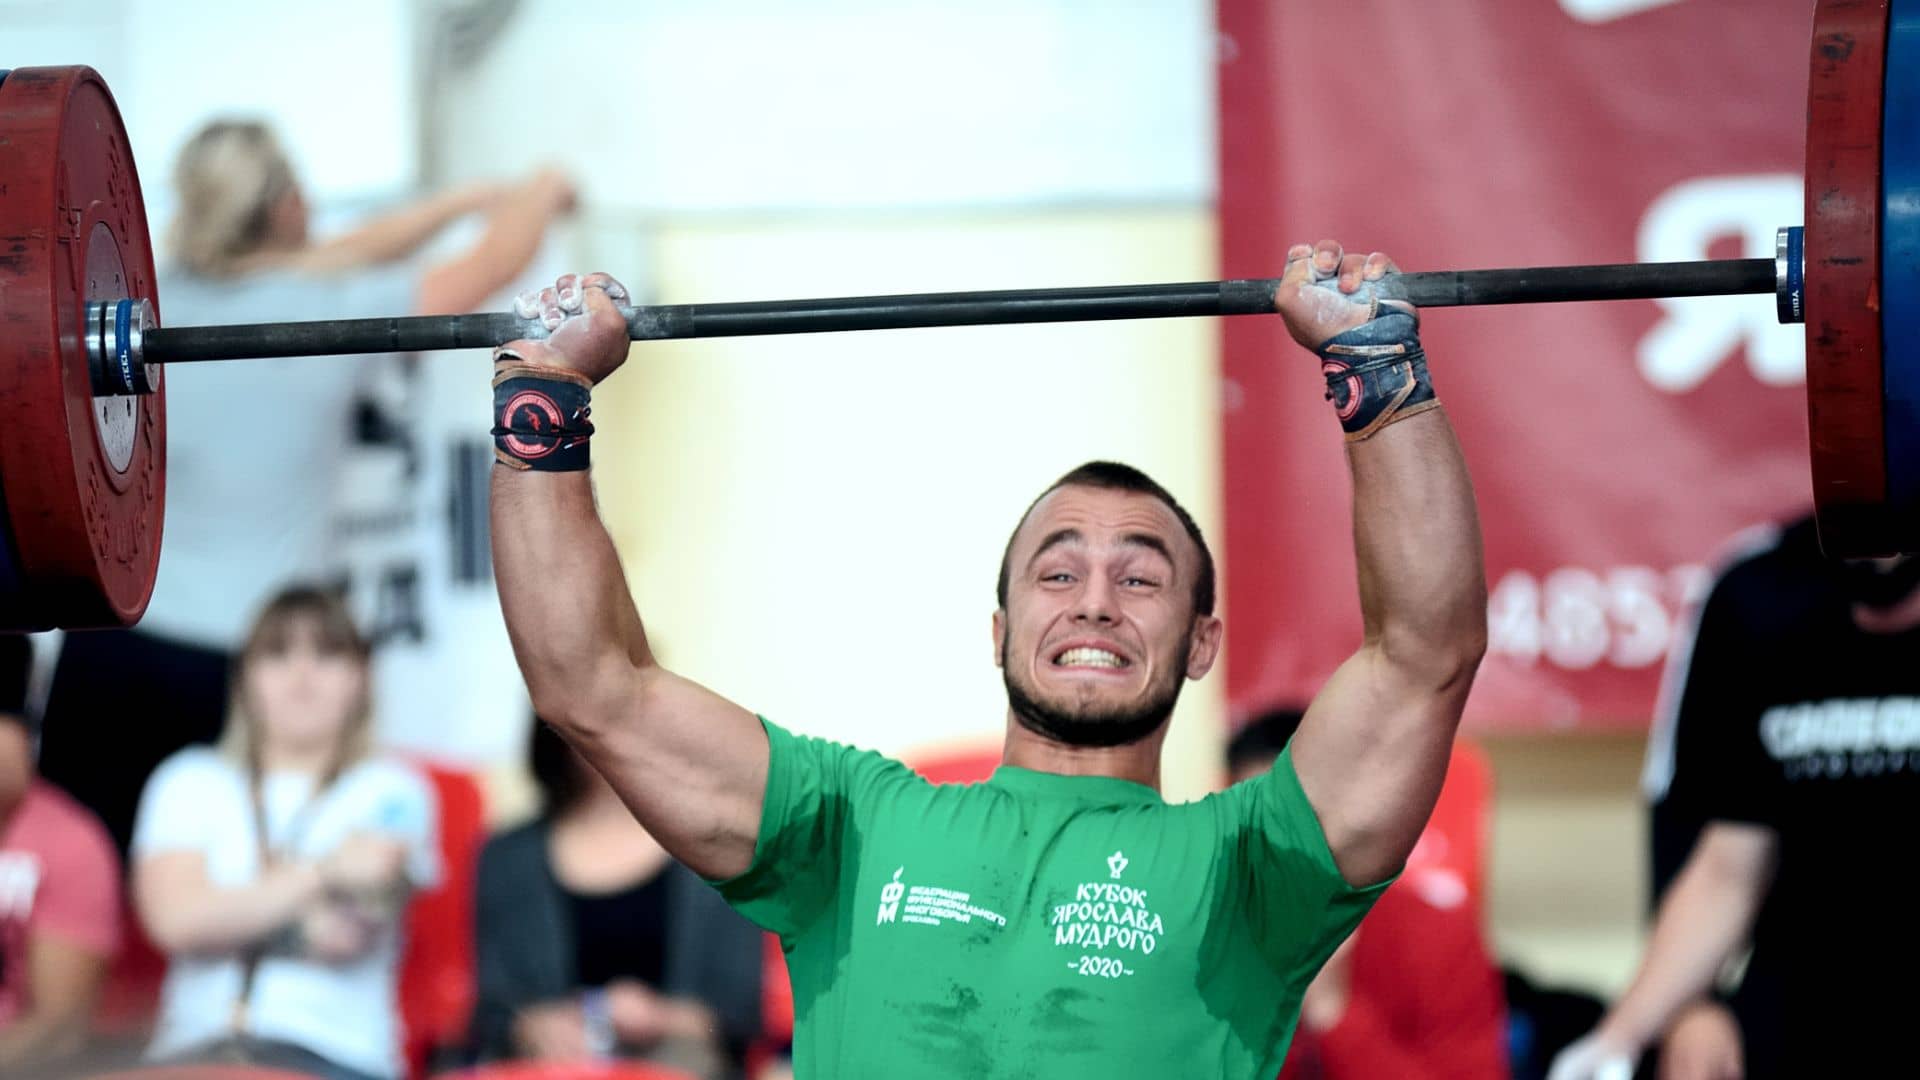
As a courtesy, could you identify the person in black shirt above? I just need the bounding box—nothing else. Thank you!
[469,717,762,1076]
[1551,514,1920,1079]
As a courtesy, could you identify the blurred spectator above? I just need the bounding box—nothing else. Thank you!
[38,118,575,858]
[469,718,761,1079]
[0,636,123,1072]
[1552,514,1920,1079]
[131,586,438,1080]
[1229,707,1508,1080]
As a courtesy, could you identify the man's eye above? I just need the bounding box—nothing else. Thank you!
[1042,572,1075,584]
[1121,577,1159,588]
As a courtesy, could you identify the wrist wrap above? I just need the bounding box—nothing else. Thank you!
[1315,295,1438,441]
[491,352,594,471]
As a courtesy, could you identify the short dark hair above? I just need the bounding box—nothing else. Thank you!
[996,461,1216,617]
[1226,706,1306,774]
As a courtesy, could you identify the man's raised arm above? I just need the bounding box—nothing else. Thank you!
[1277,241,1489,887]
[489,272,767,881]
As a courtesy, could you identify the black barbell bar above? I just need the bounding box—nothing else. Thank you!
[93,249,1790,395]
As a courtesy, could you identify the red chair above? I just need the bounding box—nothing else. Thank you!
[1402,741,1494,920]
[400,761,489,1078]
[903,740,1000,785]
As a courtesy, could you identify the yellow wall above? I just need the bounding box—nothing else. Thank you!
[1484,732,1649,996]
[591,208,1226,802]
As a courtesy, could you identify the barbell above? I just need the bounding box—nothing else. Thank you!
[0,0,1914,632]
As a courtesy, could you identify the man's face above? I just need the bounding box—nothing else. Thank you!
[994,485,1222,747]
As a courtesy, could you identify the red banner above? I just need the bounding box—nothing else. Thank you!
[1218,0,1813,732]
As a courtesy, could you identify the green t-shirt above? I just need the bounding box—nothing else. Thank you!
[713,718,1389,1079]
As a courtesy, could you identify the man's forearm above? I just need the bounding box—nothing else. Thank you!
[1276,248,1489,887]
[491,468,651,728]
[1347,407,1487,678]
[1600,840,1768,1049]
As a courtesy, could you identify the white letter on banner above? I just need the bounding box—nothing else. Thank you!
[1558,0,1689,24]
[1635,175,1803,393]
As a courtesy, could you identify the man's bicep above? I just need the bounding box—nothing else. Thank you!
[1290,648,1464,886]
[572,667,769,881]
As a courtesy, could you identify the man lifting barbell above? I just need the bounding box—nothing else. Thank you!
[483,240,1486,1077]
[4,0,1919,640]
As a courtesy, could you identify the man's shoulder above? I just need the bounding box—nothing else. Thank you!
[769,719,924,791]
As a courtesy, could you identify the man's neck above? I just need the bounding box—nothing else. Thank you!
[999,715,1166,791]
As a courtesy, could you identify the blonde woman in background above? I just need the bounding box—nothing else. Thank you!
[39,121,574,867]
[131,586,439,1080]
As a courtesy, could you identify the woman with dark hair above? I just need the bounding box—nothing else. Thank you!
[469,719,762,1078]
[131,586,438,1080]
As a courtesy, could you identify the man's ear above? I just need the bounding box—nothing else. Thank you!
[1185,615,1224,680]
[992,609,1006,668]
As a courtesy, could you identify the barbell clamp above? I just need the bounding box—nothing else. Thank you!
[1776,225,1807,325]
[85,298,158,396]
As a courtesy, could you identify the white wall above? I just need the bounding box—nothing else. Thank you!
[5,0,1215,218]
[434,0,1216,213]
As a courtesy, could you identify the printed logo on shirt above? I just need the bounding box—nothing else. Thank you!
[872,866,1008,932]
[1760,697,1920,780]
[0,852,41,919]
[1050,852,1168,980]
[876,867,904,925]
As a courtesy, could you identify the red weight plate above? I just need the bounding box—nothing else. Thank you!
[0,66,166,629]
[1806,0,1893,556]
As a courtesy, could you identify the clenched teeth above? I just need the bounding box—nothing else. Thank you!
[1055,647,1127,668]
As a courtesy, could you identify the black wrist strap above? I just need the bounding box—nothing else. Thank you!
[491,357,594,472]
[1315,307,1438,441]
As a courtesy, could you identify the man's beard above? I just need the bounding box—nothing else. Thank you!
[1003,628,1191,749]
